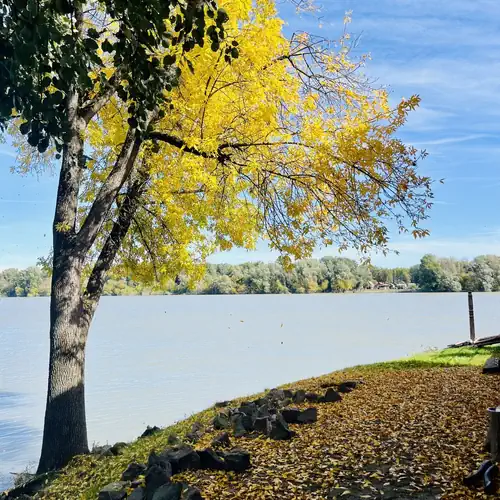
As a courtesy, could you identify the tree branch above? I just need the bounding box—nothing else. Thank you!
[76,127,141,252]
[83,172,149,307]
[80,72,120,124]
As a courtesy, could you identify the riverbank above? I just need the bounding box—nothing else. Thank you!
[14,345,497,499]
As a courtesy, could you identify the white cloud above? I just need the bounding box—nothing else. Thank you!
[413,135,490,147]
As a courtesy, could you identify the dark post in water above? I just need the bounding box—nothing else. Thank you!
[468,291,476,343]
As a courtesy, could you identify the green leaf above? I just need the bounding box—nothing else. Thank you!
[87,28,99,40]
[163,54,176,66]
[101,39,114,53]
[19,122,30,135]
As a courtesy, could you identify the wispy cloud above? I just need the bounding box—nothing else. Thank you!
[414,135,489,146]
[0,148,16,158]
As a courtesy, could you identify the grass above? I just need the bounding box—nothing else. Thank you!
[351,345,500,371]
[31,345,500,499]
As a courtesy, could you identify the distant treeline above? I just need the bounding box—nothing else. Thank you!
[2,254,500,297]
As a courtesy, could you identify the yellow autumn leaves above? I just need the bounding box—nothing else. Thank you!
[82,0,431,286]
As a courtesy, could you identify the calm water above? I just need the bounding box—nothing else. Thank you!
[1,293,499,490]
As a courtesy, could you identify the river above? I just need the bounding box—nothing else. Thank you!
[1,293,499,490]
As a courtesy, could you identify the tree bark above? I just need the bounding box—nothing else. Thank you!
[37,244,90,473]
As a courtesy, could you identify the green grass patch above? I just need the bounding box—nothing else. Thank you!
[348,345,500,371]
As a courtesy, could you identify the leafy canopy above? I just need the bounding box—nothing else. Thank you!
[0,0,230,152]
[6,0,433,287]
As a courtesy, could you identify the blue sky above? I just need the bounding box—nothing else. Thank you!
[1,0,500,270]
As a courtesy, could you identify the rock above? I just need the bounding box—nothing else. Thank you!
[323,388,342,403]
[257,403,271,418]
[182,486,203,500]
[211,432,231,448]
[337,383,353,393]
[223,449,251,472]
[281,408,301,424]
[267,388,286,401]
[215,401,231,408]
[191,421,203,433]
[122,462,147,481]
[213,413,230,430]
[231,413,249,437]
[141,426,161,438]
[254,416,272,435]
[238,402,257,418]
[93,445,114,457]
[152,483,182,500]
[252,397,268,407]
[167,433,182,445]
[98,481,129,500]
[110,442,128,455]
[269,415,294,440]
[128,487,146,500]
[305,392,319,402]
[283,389,294,399]
[148,451,172,473]
[145,465,171,500]
[293,390,306,403]
[162,445,201,474]
[483,357,500,374]
[297,407,318,424]
[198,448,226,470]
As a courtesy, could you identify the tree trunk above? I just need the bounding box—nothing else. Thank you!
[37,248,91,473]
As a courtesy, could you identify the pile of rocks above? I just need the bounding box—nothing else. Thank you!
[211,384,358,441]
[98,443,250,500]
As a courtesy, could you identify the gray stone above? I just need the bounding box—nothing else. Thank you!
[121,462,147,481]
[167,433,182,445]
[128,487,146,500]
[223,449,251,472]
[305,392,319,402]
[337,383,354,393]
[145,465,171,500]
[238,402,257,418]
[110,442,128,456]
[257,403,271,418]
[141,426,161,438]
[98,481,129,500]
[283,389,294,399]
[162,445,201,474]
[254,416,272,435]
[281,408,301,424]
[215,401,231,408]
[268,389,285,401]
[297,407,318,424]
[269,416,294,440]
[93,445,114,457]
[213,413,230,430]
[147,451,172,474]
[198,448,226,470]
[152,483,182,500]
[292,390,306,403]
[182,486,203,500]
[231,413,248,437]
[323,388,342,403]
[211,432,231,448]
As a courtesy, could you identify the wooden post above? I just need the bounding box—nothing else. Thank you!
[488,408,500,461]
[468,291,476,343]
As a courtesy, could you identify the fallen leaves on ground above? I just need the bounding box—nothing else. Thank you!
[42,366,500,499]
[177,367,500,499]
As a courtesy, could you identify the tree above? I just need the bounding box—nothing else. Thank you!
[414,254,461,292]
[1,0,230,472]
[1,0,432,472]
